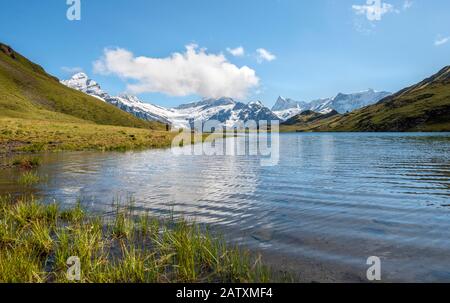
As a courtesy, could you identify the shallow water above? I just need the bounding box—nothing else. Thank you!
[1,133,450,282]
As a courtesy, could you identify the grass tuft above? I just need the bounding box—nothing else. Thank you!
[0,195,274,283]
[17,171,40,186]
[12,157,41,169]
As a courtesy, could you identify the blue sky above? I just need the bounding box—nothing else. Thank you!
[0,0,449,108]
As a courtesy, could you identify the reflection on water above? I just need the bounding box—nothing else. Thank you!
[1,133,450,282]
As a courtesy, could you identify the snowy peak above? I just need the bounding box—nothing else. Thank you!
[117,94,142,104]
[61,73,391,128]
[61,74,278,129]
[248,100,265,108]
[71,72,88,80]
[62,73,99,93]
[273,89,392,120]
[330,89,391,113]
[61,73,172,124]
[178,97,279,129]
[272,96,306,111]
[272,97,309,120]
[61,73,110,101]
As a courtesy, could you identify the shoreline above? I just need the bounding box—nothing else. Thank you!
[2,133,450,283]
[0,195,278,283]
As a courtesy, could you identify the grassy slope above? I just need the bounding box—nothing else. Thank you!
[0,43,164,129]
[281,66,450,132]
[0,43,175,153]
[280,110,342,132]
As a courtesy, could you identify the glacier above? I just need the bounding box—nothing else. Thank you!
[61,73,279,129]
[61,73,391,127]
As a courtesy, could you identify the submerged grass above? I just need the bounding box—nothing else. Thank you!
[0,195,272,283]
[17,171,40,186]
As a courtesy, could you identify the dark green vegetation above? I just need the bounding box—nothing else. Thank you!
[281,66,450,132]
[0,195,272,283]
[281,110,341,132]
[0,43,175,154]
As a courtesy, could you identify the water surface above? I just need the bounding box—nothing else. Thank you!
[1,133,450,282]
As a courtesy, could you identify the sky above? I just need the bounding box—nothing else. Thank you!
[0,0,449,108]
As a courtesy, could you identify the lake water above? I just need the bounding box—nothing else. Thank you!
[1,133,450,282]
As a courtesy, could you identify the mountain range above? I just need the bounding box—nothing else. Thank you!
[272,89,391,120]
[2,41,448,135]
[61,73,174,125]
[0,43,177,154]
[61,73,279,129]
[280,66,450,132]
[61,73,391,128]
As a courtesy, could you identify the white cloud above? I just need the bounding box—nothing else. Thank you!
[435,36,449,47]
[352,1,398,21]
[227,46,245,57]
[93,44,259,99]
[61,66,83,74]
[403,0,413,10]
[256,48,276,63]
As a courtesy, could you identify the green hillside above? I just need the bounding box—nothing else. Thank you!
[281,110,342,132]
[0,43,163,129]
[282,66,450,132]
[0,43,176,154]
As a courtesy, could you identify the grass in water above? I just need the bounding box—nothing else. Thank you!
[0,195,272,283]
[12,157,41,169]
[17,171,40,186]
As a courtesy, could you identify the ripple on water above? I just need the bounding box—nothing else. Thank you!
[1,133,449,282]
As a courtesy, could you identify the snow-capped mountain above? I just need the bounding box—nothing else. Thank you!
[272,89,391,120]
[272,96,308,112]
[174,98,279,129]
[326,89,391,114]
[61,73,390,127]
[272,97,309,121]
[61,73,174,125]
[60,72,110,101]
[61,73,279,129]
[107,95,177,125]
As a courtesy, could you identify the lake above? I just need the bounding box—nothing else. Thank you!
[1,133,450,282]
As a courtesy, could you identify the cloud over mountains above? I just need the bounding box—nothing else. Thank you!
[94,44,260,99]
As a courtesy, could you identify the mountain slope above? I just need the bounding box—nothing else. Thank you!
[327,66,450,132]
[0,43,163,130]
[280,110,342,132]
[60,73,174,125]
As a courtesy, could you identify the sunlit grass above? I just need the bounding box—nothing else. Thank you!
[17,171,40,186]
[0,118,177,154]
[0,195,273,283]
